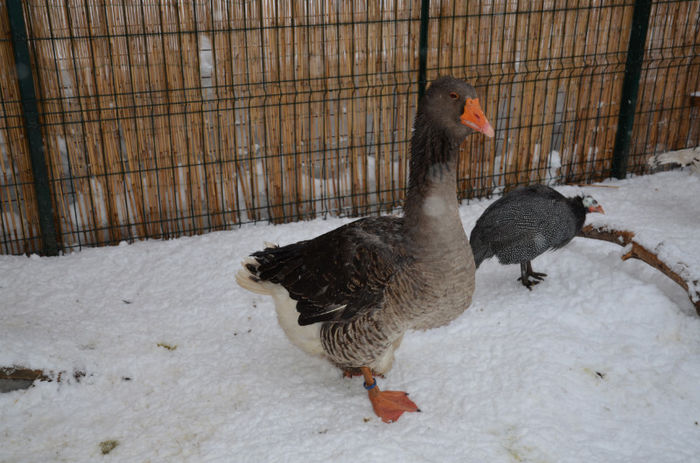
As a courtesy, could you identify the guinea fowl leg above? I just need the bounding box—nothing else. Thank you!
[526,261,547,280]
[518,261,548,290]
[360,366,419,423]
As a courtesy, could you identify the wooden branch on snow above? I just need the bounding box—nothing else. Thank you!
[0,367,85,383]
[0,367,47,382]
[573,184,620,189]
[579,224,700,316]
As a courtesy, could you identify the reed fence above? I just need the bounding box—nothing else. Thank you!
[0,0,698,255]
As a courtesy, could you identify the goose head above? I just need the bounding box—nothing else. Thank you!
[420,76,495,141]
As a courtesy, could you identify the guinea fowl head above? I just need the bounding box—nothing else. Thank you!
[581,195,605,214]
[419,76,495,140]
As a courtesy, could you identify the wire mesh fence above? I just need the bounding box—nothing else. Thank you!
[0,0,698,255]
[629,1,700,170]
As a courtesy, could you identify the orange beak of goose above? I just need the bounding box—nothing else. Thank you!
[460,98,495,138]
[588,205,605,214]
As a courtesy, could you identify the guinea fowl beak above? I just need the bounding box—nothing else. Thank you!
[460,98,495,138]
[589,205,605,214]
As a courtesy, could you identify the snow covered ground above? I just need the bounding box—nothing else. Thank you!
[1,170,699,462]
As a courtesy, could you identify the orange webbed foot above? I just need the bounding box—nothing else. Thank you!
[368,388,420,423]
[360,367,419,423]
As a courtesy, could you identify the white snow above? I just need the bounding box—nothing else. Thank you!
[648,147,700,173]
[546,149,561,185]
[198,33,213,79]
[0,128,7,168]
[1,170,700,462]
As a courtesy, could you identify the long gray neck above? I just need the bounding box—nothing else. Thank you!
[403,116,464,243]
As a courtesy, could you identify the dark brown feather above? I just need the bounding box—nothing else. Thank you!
[248,216,413,326]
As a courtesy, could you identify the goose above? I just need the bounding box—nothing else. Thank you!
[236,76,494,422]
[470,184,604,289]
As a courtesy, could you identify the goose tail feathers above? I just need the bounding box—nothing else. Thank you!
[235,256,273,295]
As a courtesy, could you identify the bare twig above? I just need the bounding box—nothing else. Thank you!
[579,224,700,316]
[573,184,621,188]
[0,367,86,383]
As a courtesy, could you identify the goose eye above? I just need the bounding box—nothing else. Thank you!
[449,92,459,100]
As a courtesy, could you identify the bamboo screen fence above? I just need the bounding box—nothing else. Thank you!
[0,0,698,255]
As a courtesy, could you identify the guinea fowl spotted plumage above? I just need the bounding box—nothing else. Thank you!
[470,184,604,289]
[236,76,494,423]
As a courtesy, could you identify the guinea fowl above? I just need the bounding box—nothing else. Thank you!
[236,76,494,423]
[469,184,604,289]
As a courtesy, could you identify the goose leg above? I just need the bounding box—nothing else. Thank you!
[517,261,547,290]
[342,367,383,379]
[360,366,419,423]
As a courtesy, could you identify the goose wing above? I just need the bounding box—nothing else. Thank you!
[248,216,411,326]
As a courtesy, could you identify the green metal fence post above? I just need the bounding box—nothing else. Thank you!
[417,0,430,102]
[610,0,652,179]
[7,0,59,255]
